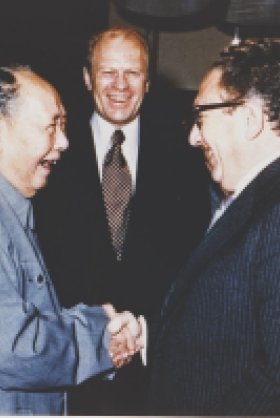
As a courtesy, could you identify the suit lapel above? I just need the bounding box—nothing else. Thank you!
[160,189,254,325]
[121,113,152,258]
[126,118,147,216]
[80,122,101,194]
[83,123,119,262]
[160,157,280,334]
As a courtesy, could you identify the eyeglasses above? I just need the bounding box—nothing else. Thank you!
[192,100,244,128]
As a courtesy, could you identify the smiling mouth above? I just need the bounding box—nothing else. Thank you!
[39,159,58,170]
[109,95,130,104]
[202,147,215,170]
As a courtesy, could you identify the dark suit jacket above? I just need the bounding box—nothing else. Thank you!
[148,156,280,415]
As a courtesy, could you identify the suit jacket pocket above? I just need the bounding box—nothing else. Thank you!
[20,261,56,312]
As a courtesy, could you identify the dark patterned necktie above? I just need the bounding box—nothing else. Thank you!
[102,129,132,261]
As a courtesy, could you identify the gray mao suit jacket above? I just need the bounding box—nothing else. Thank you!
[0,175,113,415]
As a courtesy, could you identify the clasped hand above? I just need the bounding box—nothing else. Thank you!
[103,304,144,368]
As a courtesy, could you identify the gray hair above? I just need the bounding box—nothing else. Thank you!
[0,64,31,117]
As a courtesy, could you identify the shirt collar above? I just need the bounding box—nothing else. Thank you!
[232,150,280,200]
[90,112,140,190]
[208,152,280,231]
[0,174,33,229]
[91,112,140,151]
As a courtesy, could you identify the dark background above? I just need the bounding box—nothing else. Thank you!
[1,0,279,106]
[0,0,109,105]
[0,0,278,117]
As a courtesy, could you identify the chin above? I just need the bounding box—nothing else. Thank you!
[211,166,223,184]
[34,179,48,193]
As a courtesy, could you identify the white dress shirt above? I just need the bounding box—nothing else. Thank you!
[90,112,140,192]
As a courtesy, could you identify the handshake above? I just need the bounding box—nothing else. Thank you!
[103,304,146,369]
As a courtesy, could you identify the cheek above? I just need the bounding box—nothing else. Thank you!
[93,80,107,97]
[130,83,146,102]
[205,138,225,177]
[214,142,228,168]
[213,140,239,187]
[31,137,53,162]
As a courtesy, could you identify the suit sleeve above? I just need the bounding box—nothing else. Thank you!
[0,242,113,391]
[223,229,280,414]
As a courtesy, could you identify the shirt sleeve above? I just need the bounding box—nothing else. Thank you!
[0,242,113,391]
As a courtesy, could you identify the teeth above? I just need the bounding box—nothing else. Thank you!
[110,97,128,102]
[40,160,57,167]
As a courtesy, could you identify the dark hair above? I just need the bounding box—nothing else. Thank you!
[0,64,31,117]
[85,26,150,78]
[212,38,280,130]
[0,68,19,117]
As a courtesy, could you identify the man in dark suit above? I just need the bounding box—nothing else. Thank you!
[36,27,210,414]
[148,38,280,415]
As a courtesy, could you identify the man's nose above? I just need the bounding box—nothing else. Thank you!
[189,124,201,147]
[114,72,128,89]
[55,129,69,152]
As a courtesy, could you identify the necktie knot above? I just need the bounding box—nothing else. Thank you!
[104,130,126,167]
[112,129,125,146]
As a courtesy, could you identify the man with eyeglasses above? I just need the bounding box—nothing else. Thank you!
[147,38,280,415]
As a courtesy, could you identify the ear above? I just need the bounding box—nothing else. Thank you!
[83,67,92,91]
[245,98,264,141]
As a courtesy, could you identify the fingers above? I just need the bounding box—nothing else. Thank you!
[104,304,146,369]
[124,311,142,339]
[136,315,145,348]
[109,319,138,356]
[102,303,117,319]
[115,324,136,353]
[109,330,135,368]
[106,309,143,368]
[107,310,140,337]
[111,351,132,368]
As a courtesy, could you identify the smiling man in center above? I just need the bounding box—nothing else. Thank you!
[35,27,211,414]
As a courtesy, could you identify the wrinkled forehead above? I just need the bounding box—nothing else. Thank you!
[93,34,148,71]
[14,70,65,117]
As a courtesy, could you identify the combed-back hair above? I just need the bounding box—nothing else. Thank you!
[0,64,31,117]
[212,38,280,130]
[85,26,150,77]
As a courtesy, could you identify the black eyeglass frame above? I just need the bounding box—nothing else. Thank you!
[192,100,244,127]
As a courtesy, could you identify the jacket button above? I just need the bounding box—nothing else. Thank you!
[36,274,44,284]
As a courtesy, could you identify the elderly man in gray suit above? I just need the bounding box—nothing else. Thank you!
[0,65,142,415]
